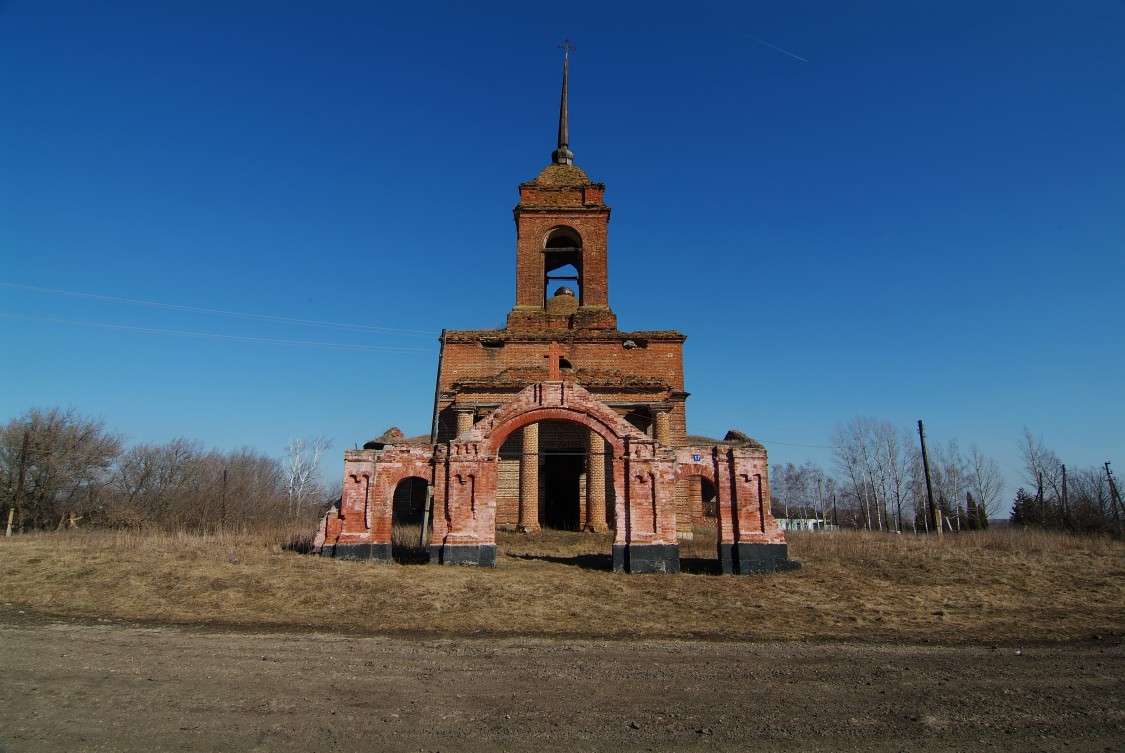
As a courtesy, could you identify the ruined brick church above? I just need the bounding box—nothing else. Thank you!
[317,49,795,574]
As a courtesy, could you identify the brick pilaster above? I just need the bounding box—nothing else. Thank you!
[585,430,608,532]
[519,424,540,532]
[654,408,671,446]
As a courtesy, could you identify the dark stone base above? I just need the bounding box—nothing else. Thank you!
[433,544,496,567]
[613,543,680,574]
[718,542,736,574]
[319,542,392,564]
[719,542,801,575]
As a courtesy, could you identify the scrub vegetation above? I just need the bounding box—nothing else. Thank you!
[2,526,1121,644]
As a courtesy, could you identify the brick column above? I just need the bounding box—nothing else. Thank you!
[688,475,703,522]
[654,408,671,446]
[584,430,608,532]
[455,408,475,437]
[519,423,540,532]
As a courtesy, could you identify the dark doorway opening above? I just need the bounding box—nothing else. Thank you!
[676,474,723,575]
[700,477,719,519]
[391,477,431,564]
[542,449,583,530]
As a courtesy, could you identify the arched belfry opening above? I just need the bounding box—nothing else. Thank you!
[544,230,582,307]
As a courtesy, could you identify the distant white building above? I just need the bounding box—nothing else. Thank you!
[776,518,838,532]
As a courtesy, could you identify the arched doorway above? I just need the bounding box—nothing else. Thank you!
[391,476,431,563]
[489,418,616,534]
[675,472,720,573]
[673,473,719,538]
[505,417,617,570]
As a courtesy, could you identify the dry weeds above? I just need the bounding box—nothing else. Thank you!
[1,527,1121,643]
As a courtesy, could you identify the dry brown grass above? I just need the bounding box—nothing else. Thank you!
[1,526,1121,643]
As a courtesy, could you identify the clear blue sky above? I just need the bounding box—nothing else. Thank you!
[2,1,1123,505]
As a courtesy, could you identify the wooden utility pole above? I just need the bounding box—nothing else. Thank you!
[1105,462,1123,534]
[1061,464,1069,528]
[817,478,826,525]
[220,468,228,535]
[420,483,432,549]
[917,420,938,533]
[10,429,30,536]
[1037,472,1045,522]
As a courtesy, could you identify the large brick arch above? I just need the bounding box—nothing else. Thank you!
[484,407,621,456]
[673,462,717,486]
[373,463,434,507]
[364,448,435,540]
[465,382,650,455]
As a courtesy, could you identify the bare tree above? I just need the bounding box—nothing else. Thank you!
[1020,428,1062,503]
[931,439,967,530]
[0,407,122,531]
[832,418,876,530]
[215,446,289,532]
[112,438,207,528]
[832,417,907,531]
[284,435,332,518]
[770,462,830,520]
[967,444,1004,523]
[873,422,908,532]
[1067,466,1114,532]
[107,441,290,533]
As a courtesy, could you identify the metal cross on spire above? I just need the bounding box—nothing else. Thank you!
[552,39,575,166]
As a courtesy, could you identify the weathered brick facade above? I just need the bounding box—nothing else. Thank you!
[314,53,796,574]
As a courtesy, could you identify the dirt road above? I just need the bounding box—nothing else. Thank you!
[1,617,1122,753]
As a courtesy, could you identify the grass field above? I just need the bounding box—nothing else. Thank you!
[1,526,1121,643]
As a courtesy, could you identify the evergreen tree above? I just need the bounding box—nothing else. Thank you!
[1010,487,1041,526]
[966,492,980,531]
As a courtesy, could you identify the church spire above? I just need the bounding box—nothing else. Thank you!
[551,40,575,166]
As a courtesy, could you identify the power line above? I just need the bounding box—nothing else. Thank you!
[0,282,437,338]
[756,439,832,450]
[0,313,435,353]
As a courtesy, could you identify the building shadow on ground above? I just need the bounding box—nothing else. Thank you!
[506,552,613,571]
[509,552,723,575]
[678,556,722,575]
[392,547,431,565]
[283,536,314,554]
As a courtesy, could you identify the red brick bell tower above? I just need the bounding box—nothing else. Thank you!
[507,44,616,332]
